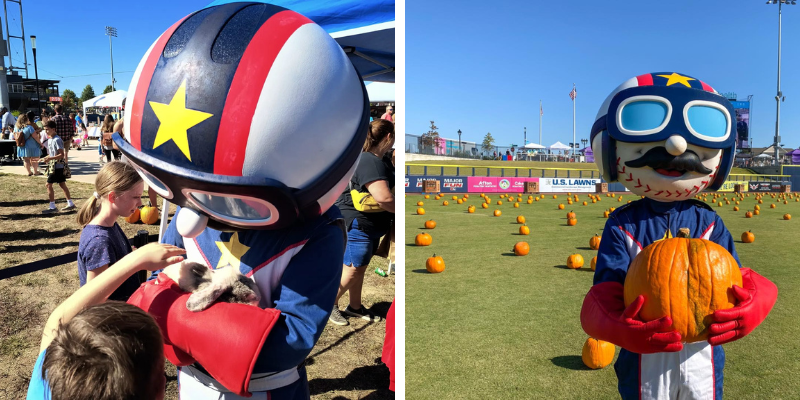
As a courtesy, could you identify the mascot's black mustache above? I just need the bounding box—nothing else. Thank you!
[625,147,712,174]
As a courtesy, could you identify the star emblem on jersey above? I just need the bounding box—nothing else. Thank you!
[215,232,250,270]
[149,79,213,161]
[656,73,695,88]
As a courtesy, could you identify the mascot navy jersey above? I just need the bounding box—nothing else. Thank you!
[159,206,345,373]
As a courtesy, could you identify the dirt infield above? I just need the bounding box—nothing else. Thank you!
[0,173,394,399]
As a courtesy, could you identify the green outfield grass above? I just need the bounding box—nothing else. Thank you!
[404,160,757,178]
[405,191,800,399]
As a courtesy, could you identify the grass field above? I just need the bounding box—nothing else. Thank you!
[0,173,394,400]
[405,190,800,399]
[403,160,757,179]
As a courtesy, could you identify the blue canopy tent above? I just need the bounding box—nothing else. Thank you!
[206,0,395,82]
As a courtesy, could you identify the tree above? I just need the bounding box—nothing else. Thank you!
[419,120,440,152]
[103,85,114,94]
[80,85,96,103]
[482,132,496,153]
[61,89,78,111]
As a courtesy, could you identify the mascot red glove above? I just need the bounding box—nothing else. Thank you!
[708,268,778,346]
[581,281,683,354]
[127,274,281,396]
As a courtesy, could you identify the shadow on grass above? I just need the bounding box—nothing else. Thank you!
[0,199,53,207]
[575,247,593,250]
[0,228,79,242]
[1,241,80,254]
[551,355,592,371]
[0,209,77,221]
[309,363,392,397]
[501,252,517,257]
[553,265,593,272]
[411,269,431,274]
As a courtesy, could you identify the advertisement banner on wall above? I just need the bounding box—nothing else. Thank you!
[539,178,600,193]
[748,182,785,192]
[718,180,749,192]
[466,177,539,193]
[405,176,468,193]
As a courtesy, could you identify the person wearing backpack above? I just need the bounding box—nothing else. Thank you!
[100,115,120,162]
[14,114,44,176]
[329,119,395,326]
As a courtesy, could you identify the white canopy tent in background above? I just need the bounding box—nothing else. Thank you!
[82,90,127,117]
[523,142,545,149]
[548,141,570,151]
[365,81,394,102]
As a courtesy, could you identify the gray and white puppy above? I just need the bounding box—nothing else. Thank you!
[162,261,261,312]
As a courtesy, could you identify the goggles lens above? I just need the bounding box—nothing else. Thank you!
[687,105,728,139]
[188,192,273,221]
[132,163,172,199]
[620,100,669,132]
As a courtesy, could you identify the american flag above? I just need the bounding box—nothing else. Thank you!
[569,86,577,101]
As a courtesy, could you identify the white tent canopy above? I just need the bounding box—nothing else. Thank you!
[82,90,127,115]
[365,81,394,102]
[548,141,570,150]
[523,142,545,149]
[756,153,773,158]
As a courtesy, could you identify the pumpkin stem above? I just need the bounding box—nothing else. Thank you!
[677,228,691,238]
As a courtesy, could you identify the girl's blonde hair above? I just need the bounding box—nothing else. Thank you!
[101,115,115,133]
[76,162,143,226]
[363,119,394,152]
[15,114,29,130]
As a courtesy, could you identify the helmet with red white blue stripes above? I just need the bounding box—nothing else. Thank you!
[590,72,736,191]
[116,2,368,233]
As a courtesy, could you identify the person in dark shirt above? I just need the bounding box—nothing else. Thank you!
[76,161,145,301]
[330,120,395,326]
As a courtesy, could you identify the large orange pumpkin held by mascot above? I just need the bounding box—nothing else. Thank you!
[623,228,742,343]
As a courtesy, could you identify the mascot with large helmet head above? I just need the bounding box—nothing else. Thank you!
[580,72,777,399]
[120,2,368,398]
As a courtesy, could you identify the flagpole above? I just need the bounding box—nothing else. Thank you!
[539,99,542,146]
[572,83,576,159]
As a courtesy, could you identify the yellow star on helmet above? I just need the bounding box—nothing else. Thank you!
[149,79,213,161]
[215,232,250,270]
[657,73,695,88]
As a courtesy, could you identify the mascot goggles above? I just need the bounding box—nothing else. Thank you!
[114,133,299,229]
[591,86,736,150]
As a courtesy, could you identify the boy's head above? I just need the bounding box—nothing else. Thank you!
[42,301,165,400]
[44,120,56,138]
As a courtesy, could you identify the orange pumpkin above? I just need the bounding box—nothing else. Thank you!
[558,204,565,210]
[140,206,159,225]
[527,199,533,204]
[125,208,141,224]
[457,199,464,204]
[468,206,476,213]
[591,256,597,271]
[567,254,584,269]
[784,214,792,220]
[567,217,577,226]
[733,206,739,212]
[603,210,610,218]
[417,201,424,206]
[417,207,426,215]
[443,200,449,206]
[516,216,526,224]
[481,203,489,209]
[754,210,760,215]
[582,337,615,369]
[741,231,755,243]
[497,200,503,205]
[494,209,502,217]
[513,242,530,256]
[623,228,742,343]
[452,195,458,200]
[424,195,430,199]
[553,195,558,199]
[582,201,588,206]
[424,220,437,229]
[519,224,530,235]
[514,202,520,208]
[415,233,432,246]
[426,254,445,273]
[754,205,761,211]
[770,203,776,209]
[566,211,576,219]
[589,234,602,250]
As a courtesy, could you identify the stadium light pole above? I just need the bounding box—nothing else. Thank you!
[457,129,462,154]
[767,0,794,166]
[30,35,40,114]
[105,26,117,91]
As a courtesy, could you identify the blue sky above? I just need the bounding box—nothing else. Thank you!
[4,0,208,98]
[406,0,800,149]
